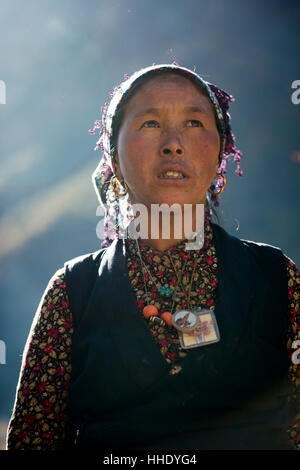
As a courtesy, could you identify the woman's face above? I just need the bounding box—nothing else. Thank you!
[115,74,220,208]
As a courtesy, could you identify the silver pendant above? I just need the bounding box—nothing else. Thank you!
[173,308,220,350]
[172,310,199,333]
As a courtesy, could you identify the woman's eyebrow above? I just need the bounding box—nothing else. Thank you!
[183,105,208,114]
[133,107,161,118]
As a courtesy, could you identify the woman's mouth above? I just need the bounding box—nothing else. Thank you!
[158,171,187,179]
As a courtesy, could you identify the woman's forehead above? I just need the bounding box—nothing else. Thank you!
[123,74,213,114]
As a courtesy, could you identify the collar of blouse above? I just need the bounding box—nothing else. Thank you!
[125,214,218,314]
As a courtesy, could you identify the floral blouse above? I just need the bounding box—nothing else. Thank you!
[6,219,300,450]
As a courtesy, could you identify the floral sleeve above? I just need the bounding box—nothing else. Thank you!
[6,269,73,450]
[285,255,300,449]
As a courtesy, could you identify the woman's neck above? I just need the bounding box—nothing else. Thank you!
[136,214,210,253]
[126,201,212,252]
[138,236,185,252]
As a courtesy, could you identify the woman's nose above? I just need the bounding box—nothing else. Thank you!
[159,132,184,157]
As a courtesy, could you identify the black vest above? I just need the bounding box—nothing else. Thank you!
[63,223,294,450]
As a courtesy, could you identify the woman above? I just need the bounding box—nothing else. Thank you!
[6,63,300,450]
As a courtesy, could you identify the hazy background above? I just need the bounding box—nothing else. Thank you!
[0,0,299,449]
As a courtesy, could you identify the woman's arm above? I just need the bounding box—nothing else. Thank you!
[285,254,300,449]
[6,269,73,450]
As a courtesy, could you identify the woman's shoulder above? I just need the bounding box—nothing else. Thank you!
[238,233,298,272]
[211,222,299,275]
[211,222,285,258]
[42,248,107,304]
[63,247,105,271]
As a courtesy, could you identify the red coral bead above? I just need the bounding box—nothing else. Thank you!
[143,305,158,318]
[161,312,173,326]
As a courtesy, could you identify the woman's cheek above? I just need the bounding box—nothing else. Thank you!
[120,150,146,184]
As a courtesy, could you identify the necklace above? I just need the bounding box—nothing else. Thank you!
[168,254,198,310]
[135,247,174,299]
[131,230,221,351]
[135,238,198,327]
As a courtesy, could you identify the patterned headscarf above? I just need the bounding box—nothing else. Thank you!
[89,63,243,248]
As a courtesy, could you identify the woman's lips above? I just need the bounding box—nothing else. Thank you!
[155,165,191,185]
[156,171,189,185]
[158,170,186,179]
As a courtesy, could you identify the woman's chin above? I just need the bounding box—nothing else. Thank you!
[150,192,205,208]
[129,186,206,209]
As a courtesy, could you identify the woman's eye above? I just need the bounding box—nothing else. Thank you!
[142,120,159,128]
[186,119,202,127]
